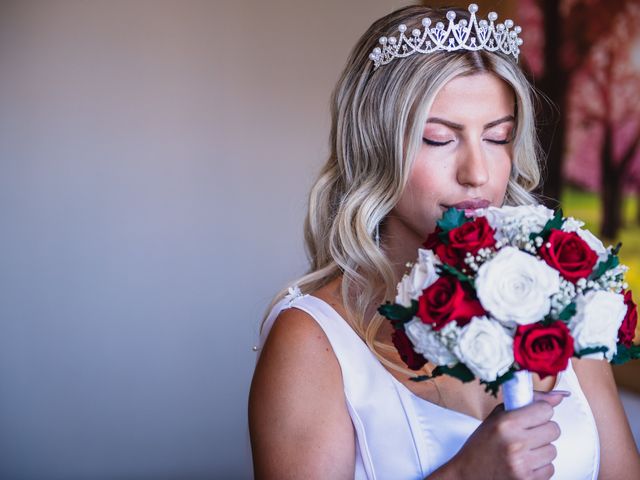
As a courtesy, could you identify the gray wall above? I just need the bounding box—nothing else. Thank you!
[0,1,408,478]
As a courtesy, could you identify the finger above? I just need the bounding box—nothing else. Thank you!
[533,390,570,408]
[532,463,555,480]
[533,389,571,399]
[527,421,561,449]
[510,400,555,428]
[528,443,558,470]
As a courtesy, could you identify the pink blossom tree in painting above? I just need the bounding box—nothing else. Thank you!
[519,0,640,238]
[565,2,640,238]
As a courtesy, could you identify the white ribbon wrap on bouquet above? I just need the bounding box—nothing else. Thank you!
[502,370,534,411]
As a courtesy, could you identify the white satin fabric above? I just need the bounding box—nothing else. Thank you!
[503,370,534,411]
[260,291,600,480]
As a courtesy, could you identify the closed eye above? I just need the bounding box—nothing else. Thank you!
[485,138,512,145]
[423,138,453,146]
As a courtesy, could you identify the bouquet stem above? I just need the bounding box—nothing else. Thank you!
[502,370,533,411]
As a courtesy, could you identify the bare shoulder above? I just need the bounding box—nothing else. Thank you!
[571,357,640,479]
[248,305,355,479]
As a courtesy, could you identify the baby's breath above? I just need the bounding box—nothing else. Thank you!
[549,279,576,317]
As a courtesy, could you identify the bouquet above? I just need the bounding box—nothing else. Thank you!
[379,204,639,409]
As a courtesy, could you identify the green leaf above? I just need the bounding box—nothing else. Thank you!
[482,382,500,397]
[541,316,555,326]
[529,208,563,241]
[378,300,417,325]
[437,230,450,244]
[409,367,445,382]
[480,368,516,397]
[432,363,476,383]
[612,242,622,256]
[558,303,577,321]
[436,263,475,286]
[437,207,469,233]
[409,363,475,383]
[574,346,608,358]
[590,253,619,281]
[611,343,640,365]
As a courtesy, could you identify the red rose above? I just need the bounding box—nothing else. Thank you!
[514,321,574,379]
[448,216,496,255]
[423,226,443,251]
[417,276,485,330]
[423,218,496,271]
[538,229,598,283]
[423,227,458,266]
[431,243,460,267]
[392,329,427,370]
[618,291,638,347]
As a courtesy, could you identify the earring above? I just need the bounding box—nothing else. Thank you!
[375,223,380,248]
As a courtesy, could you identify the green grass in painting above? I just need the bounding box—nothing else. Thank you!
[561,186,640,303]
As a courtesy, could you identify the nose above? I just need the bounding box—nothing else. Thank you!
[456,142,489,187]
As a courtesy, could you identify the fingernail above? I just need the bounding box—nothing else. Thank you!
[549,390,571,397]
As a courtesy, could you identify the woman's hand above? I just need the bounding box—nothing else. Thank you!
[435,391,568,480]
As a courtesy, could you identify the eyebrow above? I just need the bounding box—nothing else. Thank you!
[426,115,515,131]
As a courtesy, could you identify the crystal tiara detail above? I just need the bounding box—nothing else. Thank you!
[368,3,523,70]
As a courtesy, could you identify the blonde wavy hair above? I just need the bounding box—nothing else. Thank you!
[265,5,543,370]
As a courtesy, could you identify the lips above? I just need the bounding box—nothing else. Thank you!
[448,199,491,211]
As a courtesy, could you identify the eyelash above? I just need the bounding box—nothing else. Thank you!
[423,138,452,146]
[422,138,512,146]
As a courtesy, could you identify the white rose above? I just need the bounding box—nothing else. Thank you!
[413,249,440,292]
[404,318,458,366]
[395,249,440,307]
[561,217,585,232]
[453,316,514,382]
[576,228,608,263]
[395,275,414,307]
[476,247,560,325]
[569,290,627,360]
[475,204,554,232]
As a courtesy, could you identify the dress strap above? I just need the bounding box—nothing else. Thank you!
[261,288,372,358]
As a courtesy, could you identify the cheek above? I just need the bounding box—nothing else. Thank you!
[397,179,436,216]
[493,155,512,194]
[407,155,451,194]
[402,167,445,211]
[393,163,446,232]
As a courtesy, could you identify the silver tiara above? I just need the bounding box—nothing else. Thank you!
[368,3,523,69]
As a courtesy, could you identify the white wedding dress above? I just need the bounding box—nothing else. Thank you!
[259,289,600,480]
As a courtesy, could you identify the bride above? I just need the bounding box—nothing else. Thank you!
[249,4,640,479]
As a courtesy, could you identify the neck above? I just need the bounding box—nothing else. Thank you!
[381,218,428,282]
